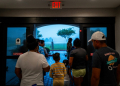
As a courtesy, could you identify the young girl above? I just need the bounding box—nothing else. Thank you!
[63,60,73,86]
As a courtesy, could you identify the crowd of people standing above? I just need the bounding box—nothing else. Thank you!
[15,31,120,86]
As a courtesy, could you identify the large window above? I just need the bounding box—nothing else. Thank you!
[34,24,80,56]
[34,24,80,51]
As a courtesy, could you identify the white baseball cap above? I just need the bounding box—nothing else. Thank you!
[88,31,106,42]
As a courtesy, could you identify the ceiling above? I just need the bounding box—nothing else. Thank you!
[0,0,120,9]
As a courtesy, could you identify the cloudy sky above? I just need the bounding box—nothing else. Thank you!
[37,24,80,43]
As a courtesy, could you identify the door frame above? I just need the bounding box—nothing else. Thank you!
[0,17,115,86]
[80,24,115,50]
[2,23,34,86]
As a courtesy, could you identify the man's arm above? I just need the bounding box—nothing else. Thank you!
[45,53,48,57]
[43,66,50,72]
[49,67,53,78]
[117,64,120,86]
[91,68,101,86]
[69,57,74,67]
[42,54,50,72]
[15,68,22,79]
[91,52,101,86]
[86,55,88,61]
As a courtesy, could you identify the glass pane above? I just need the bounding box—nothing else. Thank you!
[35,24,80,50]
[6,59,20,85]
[87,27,107,45]
[34,24,80,55]
[7,27,27,56]
[87,27,107,57]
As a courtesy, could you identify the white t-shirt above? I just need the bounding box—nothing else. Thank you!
[64,67,70,81]
[15,51,49,86]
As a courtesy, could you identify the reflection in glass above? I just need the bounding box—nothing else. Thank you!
[7,27,27,56]
[6,59,20,85]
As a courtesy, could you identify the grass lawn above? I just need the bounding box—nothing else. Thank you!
[45,43,67,50]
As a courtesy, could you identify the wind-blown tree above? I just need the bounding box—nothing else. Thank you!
[37,30,42,39]
[57,27,76,41]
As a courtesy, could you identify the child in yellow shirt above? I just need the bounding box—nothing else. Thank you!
[49,53,67,86]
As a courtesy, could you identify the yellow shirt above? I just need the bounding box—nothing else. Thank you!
[49,62,67,80]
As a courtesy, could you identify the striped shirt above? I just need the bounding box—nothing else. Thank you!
[49,62,67,80]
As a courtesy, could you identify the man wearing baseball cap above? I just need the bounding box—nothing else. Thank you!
[89,31,120,86]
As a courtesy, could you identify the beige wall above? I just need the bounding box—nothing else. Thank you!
[115,6,120,53]
[0,8,116,17]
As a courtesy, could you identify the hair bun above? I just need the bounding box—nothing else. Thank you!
[27,34,36,43]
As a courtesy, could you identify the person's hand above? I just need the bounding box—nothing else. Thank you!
[45,54,48,57]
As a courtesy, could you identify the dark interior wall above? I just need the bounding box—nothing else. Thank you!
[0,17,115,24]
[0,17,115,86]
[0,8,116,17]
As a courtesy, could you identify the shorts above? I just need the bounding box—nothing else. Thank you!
[72,69,86,78]
[53,79,64,86]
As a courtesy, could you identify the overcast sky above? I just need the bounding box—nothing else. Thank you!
[37,24,80,43]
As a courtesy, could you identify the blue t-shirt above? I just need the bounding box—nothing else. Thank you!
[39,46,45,56]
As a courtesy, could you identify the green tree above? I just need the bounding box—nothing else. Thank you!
[57,27,76,41]
[37,30,42,39]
